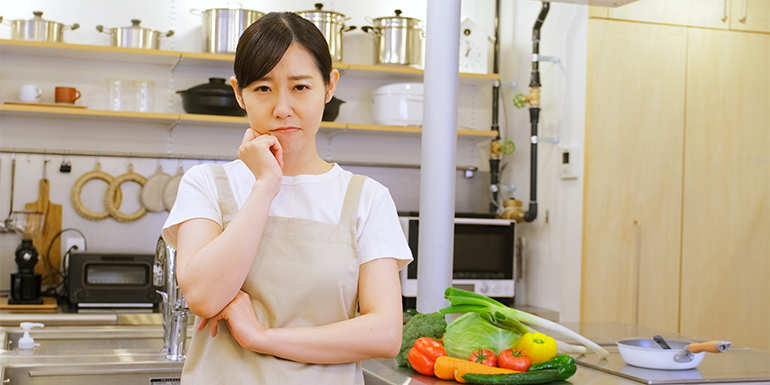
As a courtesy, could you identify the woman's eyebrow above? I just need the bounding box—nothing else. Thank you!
[289,75,314,81]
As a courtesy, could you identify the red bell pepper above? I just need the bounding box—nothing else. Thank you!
[408,337,446,376]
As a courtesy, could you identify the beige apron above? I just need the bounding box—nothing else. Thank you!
[181,164,366,384]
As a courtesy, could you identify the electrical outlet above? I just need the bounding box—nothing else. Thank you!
[65,237,85,253]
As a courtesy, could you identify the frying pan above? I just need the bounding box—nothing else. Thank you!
[617,338,731,370]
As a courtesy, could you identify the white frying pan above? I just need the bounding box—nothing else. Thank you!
[617,336,731,370]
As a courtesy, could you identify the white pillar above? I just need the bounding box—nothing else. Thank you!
[416,0,461,313]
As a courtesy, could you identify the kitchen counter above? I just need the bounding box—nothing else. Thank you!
[0,317,767,384]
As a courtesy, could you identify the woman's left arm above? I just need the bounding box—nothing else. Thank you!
[203,257,404,364]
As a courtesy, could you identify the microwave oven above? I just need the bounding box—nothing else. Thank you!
[398,216,518,298]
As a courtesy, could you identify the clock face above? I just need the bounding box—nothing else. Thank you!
[458,28,487,74]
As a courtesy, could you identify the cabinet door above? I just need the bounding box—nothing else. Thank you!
[731,0,770,33]
[681,29,770,351]
[582,20,686,333]
[608,0,730,29]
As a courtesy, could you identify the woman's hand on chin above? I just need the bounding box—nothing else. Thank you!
[238,128,283,194]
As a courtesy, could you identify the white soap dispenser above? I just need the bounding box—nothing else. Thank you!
[17,322,45,350]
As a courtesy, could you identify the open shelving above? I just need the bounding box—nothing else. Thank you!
[0,104,498,140]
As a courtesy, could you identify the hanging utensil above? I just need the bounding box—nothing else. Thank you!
[1,154,17,233]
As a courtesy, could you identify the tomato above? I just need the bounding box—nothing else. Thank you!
[469,348,498,367]
[498,348,532,372]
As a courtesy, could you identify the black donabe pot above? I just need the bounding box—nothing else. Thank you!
[177,78,245,116]
[322,96,345,122]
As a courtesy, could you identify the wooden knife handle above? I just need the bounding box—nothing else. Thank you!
[688,341,731,353]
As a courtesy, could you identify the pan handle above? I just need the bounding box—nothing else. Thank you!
[689,341,731,354]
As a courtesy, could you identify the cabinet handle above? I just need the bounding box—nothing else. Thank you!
[634,220,642,326]
[739,0,748,23]
[722,0,730,22]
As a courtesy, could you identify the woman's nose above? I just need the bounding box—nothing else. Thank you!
[272,91,293,119]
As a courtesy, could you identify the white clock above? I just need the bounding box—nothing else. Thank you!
[458,18,492,74]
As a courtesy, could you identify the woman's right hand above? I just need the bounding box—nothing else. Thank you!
[238,128,283,193]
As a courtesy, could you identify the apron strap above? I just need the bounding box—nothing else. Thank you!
[340,175,366,228]
[207,163,237,228]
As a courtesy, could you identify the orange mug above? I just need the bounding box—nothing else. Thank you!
[55,87,81,104]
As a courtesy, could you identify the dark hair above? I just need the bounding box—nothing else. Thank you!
[234,12,332,89]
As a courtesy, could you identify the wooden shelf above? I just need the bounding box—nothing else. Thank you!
[1,39,500,86]
[0,104,496,139]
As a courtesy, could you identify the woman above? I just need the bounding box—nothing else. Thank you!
[162,12,412,384]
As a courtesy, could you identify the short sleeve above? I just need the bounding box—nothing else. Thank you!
[162,165,223,249]
[356,180,413,271]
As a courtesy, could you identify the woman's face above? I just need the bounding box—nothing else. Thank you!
[232,43,338,154]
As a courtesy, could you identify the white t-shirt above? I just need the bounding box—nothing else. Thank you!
[162,161,412,270]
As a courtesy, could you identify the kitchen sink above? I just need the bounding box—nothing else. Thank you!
[2,326,192,352]
[1,361,183,385]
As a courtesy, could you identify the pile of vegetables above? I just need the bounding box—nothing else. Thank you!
[396,287,610,384]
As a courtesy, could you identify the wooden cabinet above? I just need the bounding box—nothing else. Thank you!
[581,19,686,334]
[582,19,770,350]
[607,0,730,29]
[730,0,770,33]
[680,28,770,352]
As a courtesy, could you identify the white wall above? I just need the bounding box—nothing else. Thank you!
[0,0,589,323]
[498,0,588,322]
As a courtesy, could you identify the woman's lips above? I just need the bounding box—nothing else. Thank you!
[271,126,300,133]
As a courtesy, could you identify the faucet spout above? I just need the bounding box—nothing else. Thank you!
[155,236,189,362]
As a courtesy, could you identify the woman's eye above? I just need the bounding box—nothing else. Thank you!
[294,84,309,91]
[255,86,270,92]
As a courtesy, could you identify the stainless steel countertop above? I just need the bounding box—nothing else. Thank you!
[0,315,767,384]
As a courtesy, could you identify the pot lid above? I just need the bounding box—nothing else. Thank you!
[177,78,236,96]
[15,11,56,23]
[371,9,423,27]
[298,3,346,18]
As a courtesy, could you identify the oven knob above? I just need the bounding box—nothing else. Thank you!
[479,283,489,293]
[74,289,87,301]
[492,283,500,294]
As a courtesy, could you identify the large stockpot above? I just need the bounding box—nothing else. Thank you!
[191,6,265,54]
[0,11,79,42]
[96,20,173,50]
[296,3,355,63]
[362,10,424,68]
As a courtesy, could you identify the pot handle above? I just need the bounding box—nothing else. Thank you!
[343,26,356,32]
[164,30,175,38]
[190,9,203,16]
[95,25,113,35]
[361,26,380,37]
[688,341,731,354]
[65,23,80,31]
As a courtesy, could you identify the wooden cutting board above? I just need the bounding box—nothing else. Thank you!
[24,179,63,285]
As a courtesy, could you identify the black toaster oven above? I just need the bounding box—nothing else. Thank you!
[68,253,162,308]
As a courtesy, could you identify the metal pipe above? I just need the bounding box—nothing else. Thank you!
[489,0,502,213]
[416,0,461,313]
[522,2,550,223]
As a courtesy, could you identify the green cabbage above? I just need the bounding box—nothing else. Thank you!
[442,312,523,360]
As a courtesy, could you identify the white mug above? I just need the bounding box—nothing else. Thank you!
[20,84,43,103]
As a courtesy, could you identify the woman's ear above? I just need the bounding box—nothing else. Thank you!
[325,69,340,104]
[230,76,246,109]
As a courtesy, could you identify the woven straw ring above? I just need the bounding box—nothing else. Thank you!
[106,164,148,223]
[71,163,124,221]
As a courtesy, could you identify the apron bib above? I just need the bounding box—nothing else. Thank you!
[181,164,365,385]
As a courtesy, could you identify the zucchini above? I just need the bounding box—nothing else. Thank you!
[462,369,560,385]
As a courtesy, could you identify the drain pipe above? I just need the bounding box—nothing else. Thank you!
[489,0,502,213]
[522,2,549,223]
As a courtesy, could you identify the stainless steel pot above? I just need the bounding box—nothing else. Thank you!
[96,20,173,50]
[362,10,425,68]
[297,3,355,63]
[191,6,265,54]
[0,11,79,42]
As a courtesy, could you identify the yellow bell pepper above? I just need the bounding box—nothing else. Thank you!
[517,332,558,364]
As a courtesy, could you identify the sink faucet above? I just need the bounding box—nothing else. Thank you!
[154,236,188,362]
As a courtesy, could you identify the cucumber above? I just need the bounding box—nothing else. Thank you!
[462,369,561,385]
